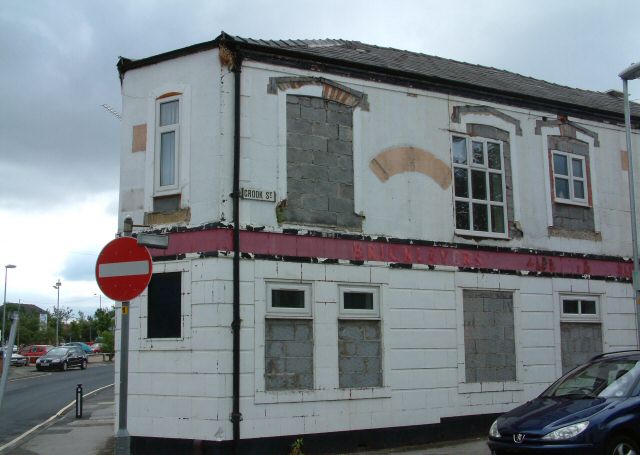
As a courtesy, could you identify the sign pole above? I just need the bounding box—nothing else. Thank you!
[115,300,130,455]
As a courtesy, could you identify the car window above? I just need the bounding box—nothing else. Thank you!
[544,359,640,399]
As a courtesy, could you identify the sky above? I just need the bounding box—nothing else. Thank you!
[1,0,639,325]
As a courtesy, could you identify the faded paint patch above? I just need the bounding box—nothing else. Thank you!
[144,208,190,226]
[132,124,147,152]
[156,91,182,100]
[369,147,452,189]
[621,150,629,171]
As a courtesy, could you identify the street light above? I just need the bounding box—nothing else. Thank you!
[2,265,16,347]
[94,293,102,310]
[620,62,640,345]
[53,279,61,346]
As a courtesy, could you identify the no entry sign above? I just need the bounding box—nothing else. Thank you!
[95,237,153,302]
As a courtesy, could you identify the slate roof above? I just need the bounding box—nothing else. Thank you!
[118,32,640,122]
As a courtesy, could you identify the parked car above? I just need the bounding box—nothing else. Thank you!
[488,351,640,455]
[64,342,93,354]
[36,346,88,371]
[19,344,53,364]
[91,343,102,353]
[10,353,28,367]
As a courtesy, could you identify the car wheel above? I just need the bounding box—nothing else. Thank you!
[80,360,87,370]
[608,435,639,455]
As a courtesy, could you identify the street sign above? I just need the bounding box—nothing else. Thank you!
[95,237,153,302]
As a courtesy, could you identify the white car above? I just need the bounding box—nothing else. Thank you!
[11,352,28,367]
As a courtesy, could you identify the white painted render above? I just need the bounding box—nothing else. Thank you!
[117,47,640,442]
[119,50,640,257]
[114,257,637,441]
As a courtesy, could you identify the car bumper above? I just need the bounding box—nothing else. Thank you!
[488,439,599,455]
[36,363,63,370]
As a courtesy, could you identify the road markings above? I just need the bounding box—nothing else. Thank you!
[0,383,114,453]
[7,372,51,383]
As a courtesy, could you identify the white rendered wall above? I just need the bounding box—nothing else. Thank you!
[114,257,638,441]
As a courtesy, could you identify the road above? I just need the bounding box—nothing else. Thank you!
[0,362,114,445]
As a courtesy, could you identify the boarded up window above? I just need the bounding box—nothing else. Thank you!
[463,290,516,383]
[147,272,181,338]
[265,319,313,391]
[282,95,361,229]
[561,323,602,373]
[338,320,382,388]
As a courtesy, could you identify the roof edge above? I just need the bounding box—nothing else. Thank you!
[117,32,232,77]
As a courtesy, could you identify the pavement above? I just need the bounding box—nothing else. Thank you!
[1,359,490,455]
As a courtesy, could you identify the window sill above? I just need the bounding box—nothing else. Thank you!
[454,229,510,241]
[255,386,392,404]
[547,227,601,241]
[458,381,522,394]
[553,198,590,208]
[139,337,191,351]
[560,316,600,323]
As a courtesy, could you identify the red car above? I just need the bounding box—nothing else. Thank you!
[19,345,53,364]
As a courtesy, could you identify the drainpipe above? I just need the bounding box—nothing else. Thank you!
[230,46,243,455]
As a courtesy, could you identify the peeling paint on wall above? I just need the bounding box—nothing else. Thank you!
[132,124,147,152]
[621,150,629,171]
[369,146,452,189]
[144,208,191,226]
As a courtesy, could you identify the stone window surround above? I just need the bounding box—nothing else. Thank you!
[254,278,391,404]
[450,105,522,240]
[559,294,600,323]
[536,120,600,232]
[137,260,192,351]
[272,78,367,224]
[143,84,192,218]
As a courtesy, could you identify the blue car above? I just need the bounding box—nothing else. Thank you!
[64,342,93,354]
[488,351,640,455]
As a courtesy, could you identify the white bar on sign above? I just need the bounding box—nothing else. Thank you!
[99,260,149,278]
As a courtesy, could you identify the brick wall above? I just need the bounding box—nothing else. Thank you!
[463,290,516,383]
[282,95,361,228]
[338,320,382,388]
[265,319,314,390]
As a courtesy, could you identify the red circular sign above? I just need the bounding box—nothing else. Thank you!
[95,237,153,302]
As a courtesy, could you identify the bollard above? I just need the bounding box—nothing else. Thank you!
[75,383,83,418]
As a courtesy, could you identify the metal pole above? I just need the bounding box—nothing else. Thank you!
[116,217,133,455]
[623,78,640,345]
[0,312,19,410]
[2,268,7,346]
[115,301,130,454]
[54,280,61,346]
[2,265,16,346]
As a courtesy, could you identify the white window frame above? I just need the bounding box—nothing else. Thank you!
[560,295,599,323]
[266,281,312,318]
[339,285,380,319]
[551,150,588,206]
[452,135,508,239]
[155,95,181,195]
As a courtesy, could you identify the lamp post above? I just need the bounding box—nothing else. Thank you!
[2,265,16,348]
[94,293,102,310]
[620,62,640,346]
[53,280,61,346]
